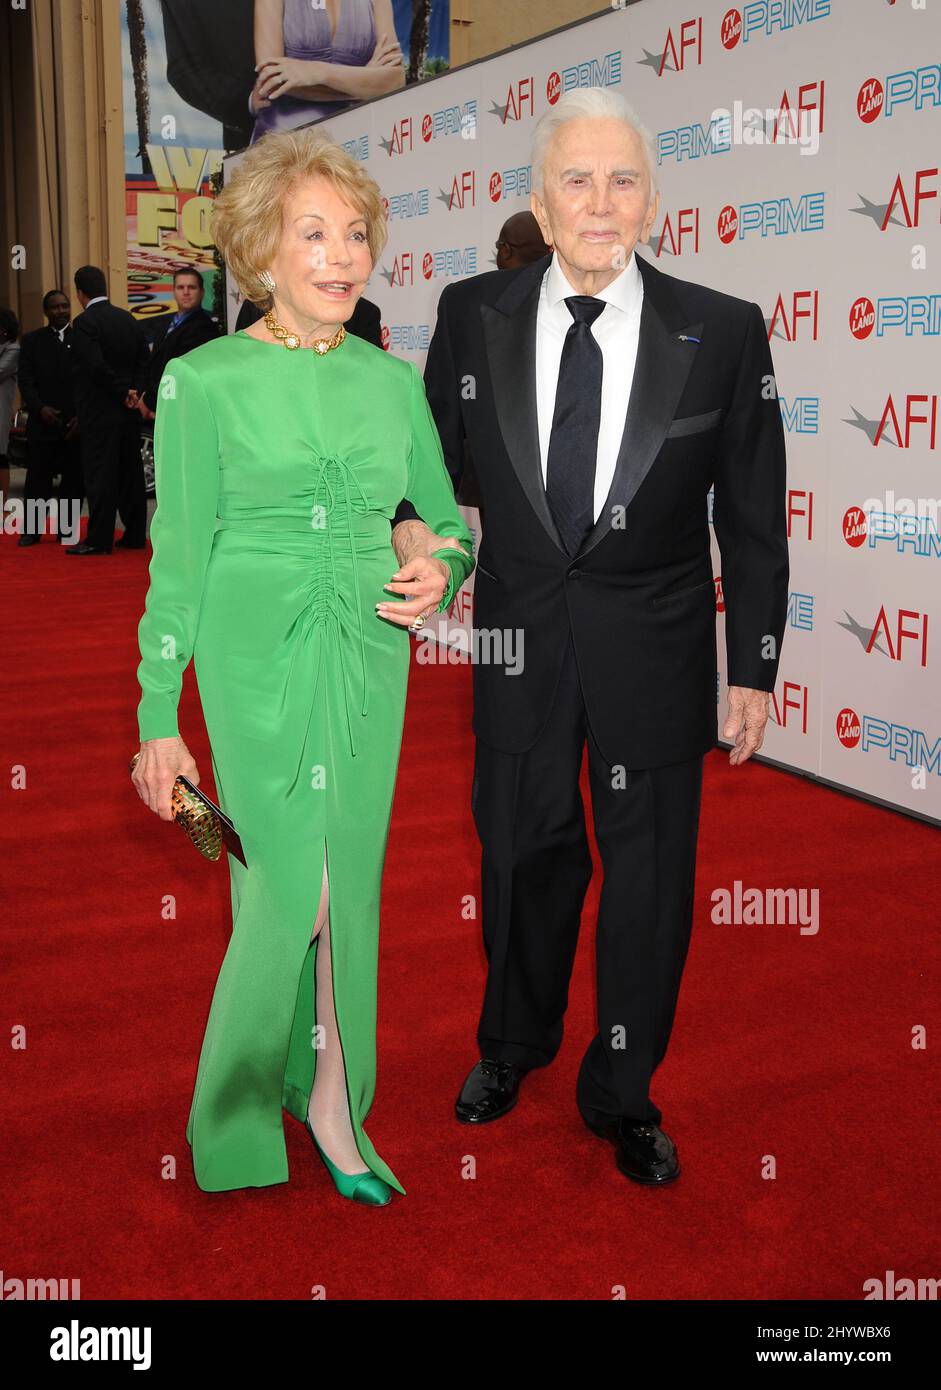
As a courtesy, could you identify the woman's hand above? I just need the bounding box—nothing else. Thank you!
[131,736,199,821]
[255,56,321,101]
[376,556,450,629]
[367,33,404,69]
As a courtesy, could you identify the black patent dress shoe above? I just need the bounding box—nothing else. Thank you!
[455,1058,525,1124]
[588,1116,681,1185]
[17,535,41,547]
[65,541,110,555]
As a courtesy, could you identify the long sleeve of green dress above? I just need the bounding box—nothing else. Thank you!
[136,357,220,742]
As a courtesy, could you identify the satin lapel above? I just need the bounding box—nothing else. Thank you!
[481,254,566,554]
[576,253,703,560]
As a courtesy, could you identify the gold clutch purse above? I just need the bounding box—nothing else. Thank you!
[129,752,247,865]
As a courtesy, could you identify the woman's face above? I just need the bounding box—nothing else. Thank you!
[265,175,374,331]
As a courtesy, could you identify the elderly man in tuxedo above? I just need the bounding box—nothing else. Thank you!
[422,87,789,1184]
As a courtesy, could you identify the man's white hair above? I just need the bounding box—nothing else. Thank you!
[530,87,658,199]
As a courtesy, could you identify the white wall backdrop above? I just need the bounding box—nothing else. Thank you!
[224,0,941,825]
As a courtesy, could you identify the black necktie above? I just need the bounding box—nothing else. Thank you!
[545,295,606,556]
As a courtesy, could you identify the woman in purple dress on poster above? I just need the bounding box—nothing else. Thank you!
[250,0,405,142]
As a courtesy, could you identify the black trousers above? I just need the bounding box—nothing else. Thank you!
[80,412,146,551]
[22,437,84,540]
[471,633,704,1129]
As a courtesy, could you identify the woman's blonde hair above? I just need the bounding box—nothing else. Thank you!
[212,126,389,308]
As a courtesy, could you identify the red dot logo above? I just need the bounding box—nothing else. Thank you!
[421,113,433,142]
[717,205,738,244]
[489,171,503,203]
[836,708,862,749]
[857,78,884,124]
[380,324,390,351]
[546,71,561,105]
[422,251,434,280]
[842,507,868,548]
[714,576,725,614]
[720,9,742,49]
[849,296,875,339]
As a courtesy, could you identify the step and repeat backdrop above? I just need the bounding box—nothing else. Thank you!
[221,0,939,826]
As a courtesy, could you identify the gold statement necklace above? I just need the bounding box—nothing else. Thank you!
[263,309,346,355]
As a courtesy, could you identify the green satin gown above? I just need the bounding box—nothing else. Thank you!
[135,328,475,1194]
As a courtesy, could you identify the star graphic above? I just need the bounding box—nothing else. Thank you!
[843,407,896,445]
[850,195,906,230]
[836,611,889,656]
[637,47,674,74]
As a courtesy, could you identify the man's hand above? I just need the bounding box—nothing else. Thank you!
[723,686,770,766]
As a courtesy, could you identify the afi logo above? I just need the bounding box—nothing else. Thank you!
[659,18,703,74]
[775,81,825,140]
[390,253,413,287]
[769,290,819,341]
[498,78,534,122]
[771,683,808,734]
[876,394,938,449]
[788,491,814,540]
[387,117,413,156]
[883,168,939,229]
[448,171,476,211]
[868,607,929,665]
[655,208,699,256]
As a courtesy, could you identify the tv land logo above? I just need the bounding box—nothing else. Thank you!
[486,78,535,124]
[844,394,938,449]
[546,50,622,105]
[488,167,532,202]
[849,294,941,338]
[719,0,831,49]
[836,606,929,667]
[843,507,941,560]
[658,114,732,165]
[717,192,824,242]
[836,708,940,779]
[383,189,430,221]
[857,65,941,123]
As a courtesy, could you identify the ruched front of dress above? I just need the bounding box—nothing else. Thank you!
[135,330,474,1193]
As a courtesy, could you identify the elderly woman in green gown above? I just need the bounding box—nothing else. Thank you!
[131,126,474,1204]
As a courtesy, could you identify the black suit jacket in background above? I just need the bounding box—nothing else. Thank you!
[160,0,256,153]
[422,250,789,770]
[233,294,383,349]
[139,307,220,411]
[69,301,151,427]
[17,325,76,441]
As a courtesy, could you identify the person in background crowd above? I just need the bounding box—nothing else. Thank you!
[495,210,551,271]
[132,268,220,423]
[16,291,83,547]
[66,266,150,555]
[0,307,20,503]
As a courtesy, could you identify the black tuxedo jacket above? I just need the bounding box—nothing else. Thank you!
[139,307,220,410]
[422,250,789,769]
[17,325,76,441]
[70,301,151,427]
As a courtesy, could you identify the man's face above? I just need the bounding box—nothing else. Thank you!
[46,294,71,331]
[531,117,659,290]
[174,275,203,313]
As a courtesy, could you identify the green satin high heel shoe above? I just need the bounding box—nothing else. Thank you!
[304,1116,392,1206]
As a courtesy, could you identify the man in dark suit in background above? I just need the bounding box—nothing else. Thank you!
[66,266,151,555]
[423,89,789,1186]
[134,267,220,421]
[16,289,83,547]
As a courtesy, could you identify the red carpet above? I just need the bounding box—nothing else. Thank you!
[2,522,939,1300]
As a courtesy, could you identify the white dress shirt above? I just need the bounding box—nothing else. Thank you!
[535,248,644,523]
